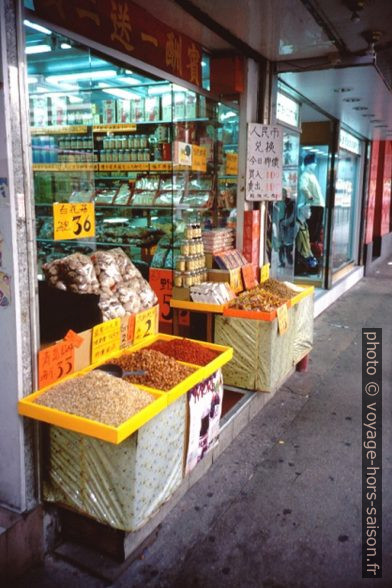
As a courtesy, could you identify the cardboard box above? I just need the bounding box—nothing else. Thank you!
[172,286,191,301]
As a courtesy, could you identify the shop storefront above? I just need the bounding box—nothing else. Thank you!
[270,81,367,298]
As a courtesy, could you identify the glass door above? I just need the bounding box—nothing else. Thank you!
[331,148,360,274]
[294,144,329,284]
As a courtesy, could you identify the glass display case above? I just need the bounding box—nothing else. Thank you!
[26,24,239,274]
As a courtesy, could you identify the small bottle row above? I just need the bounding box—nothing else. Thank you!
[174,268,208,287]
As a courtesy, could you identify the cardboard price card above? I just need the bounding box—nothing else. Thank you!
[277,304,289,335]
[260,263,270,283]
[241,264,258,290]
[192,145,207,172]
[91,318,121,363]
[64,329,84,348]
[53,202,95,241]
[229,268,244,293]
[134,305,158,343]
[38,341,75,389]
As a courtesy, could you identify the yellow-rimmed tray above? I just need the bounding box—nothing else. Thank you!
[289,285,314,307]
[170,299,228,313]
[19,333,233,443]
[124,333,233,386]
[18,367,167,445]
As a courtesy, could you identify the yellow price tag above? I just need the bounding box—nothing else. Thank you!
[260,263,270,283]
[225,152,238,175]
[150,162,172,172]
[53,202,95,241]
[277,304,289,335]
[91,318,121,363]
[229,268,244,294]
[134,305,158,343]
[192,145,207,172]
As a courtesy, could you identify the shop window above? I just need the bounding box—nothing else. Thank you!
[25,23,239,282]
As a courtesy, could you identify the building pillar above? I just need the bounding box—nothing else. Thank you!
[0,0,39,512]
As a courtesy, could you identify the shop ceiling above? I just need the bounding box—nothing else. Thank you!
[128,0,392,139]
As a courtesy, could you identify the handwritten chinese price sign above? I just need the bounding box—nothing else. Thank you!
[38,341,75,389]
[241,264,257,290]
[260,263,270,283]
[149,268,190,326]
[91,318,121,364]
[192,145,207,172]
[134,305,158,343]
[53,202,95,241]
[246,123,283,201]
[277,304,289,335]
[225,152,238,176]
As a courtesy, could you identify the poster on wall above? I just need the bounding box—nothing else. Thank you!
[185,369,224,475]
[245,123,283,201]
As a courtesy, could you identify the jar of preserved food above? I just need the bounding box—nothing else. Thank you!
[180,240,190,256]
[189,240,197,255]
[124,149,131,162]
[174,271,183,287]
[133,135,140,148]
[140,134,148,148]
[185,224,194,240]
[108,136,116,149]
[183,271,193,287]
[176,256,186,271]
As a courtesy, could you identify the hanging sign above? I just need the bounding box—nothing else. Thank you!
[34,0,202,87]
[91,318,121,363]
[246,123,283,201]
[192,145,207,172]
[225,152,238,175]
[53,202,95,241]
[276,92,300,129]
[277,303,289,335]
[134,305,158,343]
[38,341,75,389]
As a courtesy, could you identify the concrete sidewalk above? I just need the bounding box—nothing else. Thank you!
[16,259,392,588]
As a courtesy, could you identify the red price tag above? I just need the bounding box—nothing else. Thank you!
[127,314,135,342]
[64,329,84,348]
[241,264,258,290]
[38,341,74,389]
[149,268,190,326]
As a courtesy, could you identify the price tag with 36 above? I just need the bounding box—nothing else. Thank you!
[53,202,95,241]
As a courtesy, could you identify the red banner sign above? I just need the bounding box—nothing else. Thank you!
[34,0,202,87]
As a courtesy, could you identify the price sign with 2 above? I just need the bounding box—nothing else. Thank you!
[134,306,158,343]
[53,202,95,241]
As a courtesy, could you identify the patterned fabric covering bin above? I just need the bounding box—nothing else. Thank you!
[291,293,314,364]
[43,395,186,532]
[214,311,295,392]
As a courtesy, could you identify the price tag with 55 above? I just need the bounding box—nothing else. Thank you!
[53,202,95,241]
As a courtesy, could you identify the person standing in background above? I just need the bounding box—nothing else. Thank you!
[299,152,325,245]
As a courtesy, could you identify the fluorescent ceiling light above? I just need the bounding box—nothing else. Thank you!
[24,19,52,35]
[147,85,172,95]
[26,44,51,55]
[46,69,117,84]
[60,43,72,49]
[117,76,142,85]
[201,61,207,67]
[99,85,140,100]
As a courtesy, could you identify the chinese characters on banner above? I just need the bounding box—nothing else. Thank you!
[53,202,95,241]
[34,0,202,87]
[246,123,283,202]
